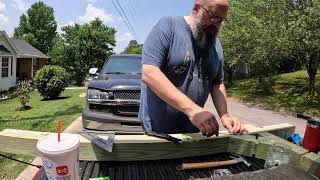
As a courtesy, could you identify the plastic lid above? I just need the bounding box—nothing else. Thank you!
[37,133,80,155]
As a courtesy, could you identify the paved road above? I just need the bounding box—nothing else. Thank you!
[204,96,307,136]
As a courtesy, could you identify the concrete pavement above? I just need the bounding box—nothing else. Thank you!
[204,96,307,136]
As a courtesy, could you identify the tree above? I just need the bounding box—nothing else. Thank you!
[14,1,57,55]
[287,0,320,95]
[122,40,143,54]
[220,0,256,83]
[221,1,298,83]
[49,18,116,85]
[221,0,319,95]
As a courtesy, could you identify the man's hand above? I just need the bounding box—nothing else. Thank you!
[188,107,219,137]
[221,114,247,134]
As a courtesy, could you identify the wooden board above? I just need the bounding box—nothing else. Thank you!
[228,132,320,178]
[196,164,319,180]
[256,132,309,167]
[227,135,257,157]
[0,123,295,161]
[0,129,228,161]
[298,152,320,178]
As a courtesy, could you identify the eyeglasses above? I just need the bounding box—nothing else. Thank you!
[199,5,228,25]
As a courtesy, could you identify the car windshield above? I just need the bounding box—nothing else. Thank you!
[103,56,142,74]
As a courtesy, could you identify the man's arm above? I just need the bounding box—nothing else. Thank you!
[142,64,219,136]
[211,83,246,134]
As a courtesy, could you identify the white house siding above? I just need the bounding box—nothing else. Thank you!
[0,56,17,91]
[0,35,17,91]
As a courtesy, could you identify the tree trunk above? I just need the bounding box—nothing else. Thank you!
[306,52,319,96]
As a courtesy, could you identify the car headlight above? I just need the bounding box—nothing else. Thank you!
[88,89,109,101]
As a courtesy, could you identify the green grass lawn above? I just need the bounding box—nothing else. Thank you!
[0,89,86,180]
[227,70,320,119]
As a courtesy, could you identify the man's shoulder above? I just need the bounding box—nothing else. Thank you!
[156,16,182,27]
[214,37,224,62]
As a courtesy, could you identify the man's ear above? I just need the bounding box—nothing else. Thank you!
[192,1,201,15]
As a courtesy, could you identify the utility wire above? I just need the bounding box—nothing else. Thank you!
[127,0,137,23]
[114,0,136,35]
[112,0,135,35]
[126,0,137,24]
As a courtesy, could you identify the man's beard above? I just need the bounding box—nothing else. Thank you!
[189,13,218,56]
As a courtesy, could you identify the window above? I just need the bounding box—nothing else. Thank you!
[11,57,13,76]
[103,56,142,74]
[1,57,9,78]
[32,58,37,76]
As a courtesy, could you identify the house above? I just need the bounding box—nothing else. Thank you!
[0,31,48,91]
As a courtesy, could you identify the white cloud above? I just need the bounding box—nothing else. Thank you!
[118,16,124,22]
[0,0,6,12]
[115,32,134,53]
[0,13,8,26]
[78,4,113,24]
[11,0,26,11]
[57,21,75,34]
[116,32,133,42]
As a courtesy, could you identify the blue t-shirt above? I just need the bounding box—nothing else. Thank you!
[139,16,224,134]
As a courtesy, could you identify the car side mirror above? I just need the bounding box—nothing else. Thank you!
[89,68,99,77]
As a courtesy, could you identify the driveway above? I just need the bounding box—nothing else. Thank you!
[204,96,307,136]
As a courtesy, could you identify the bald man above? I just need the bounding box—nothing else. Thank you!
[139,0,247,136]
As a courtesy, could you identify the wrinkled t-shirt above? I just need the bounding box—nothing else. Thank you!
[138,16,224,134]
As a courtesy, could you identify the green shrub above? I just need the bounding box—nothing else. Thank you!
[16,82,32,110]
[34,65,69,99]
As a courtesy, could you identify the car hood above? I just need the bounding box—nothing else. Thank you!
[88,74,141,91]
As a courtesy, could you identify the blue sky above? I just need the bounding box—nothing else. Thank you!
[0,0,194,53]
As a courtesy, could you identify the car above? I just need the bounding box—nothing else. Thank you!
[82,54,143,132]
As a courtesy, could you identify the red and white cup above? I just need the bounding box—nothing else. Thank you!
[37,133,80,180]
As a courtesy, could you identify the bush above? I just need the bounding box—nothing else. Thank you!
[0,87,16,100]
[16,82,32,111]
[34,65,69,99]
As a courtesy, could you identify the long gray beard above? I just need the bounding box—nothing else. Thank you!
[189,16,217,56]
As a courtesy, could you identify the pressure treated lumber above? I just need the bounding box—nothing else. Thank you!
[0,123,294,161]
[198,165,319,180]
[298,152,320,178]
[227,135,257,157]
[0,129,229,161]
[256,132,309,167]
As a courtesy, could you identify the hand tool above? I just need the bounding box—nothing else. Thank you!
[80,132,115,152]
[177,155,251,170]
[146,131,183,143]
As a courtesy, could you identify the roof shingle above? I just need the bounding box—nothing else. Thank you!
[10,38,49,59]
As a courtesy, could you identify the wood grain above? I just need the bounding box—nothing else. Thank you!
[0,123,296,161]
[256,132,309,167]
[298,152,320,178]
